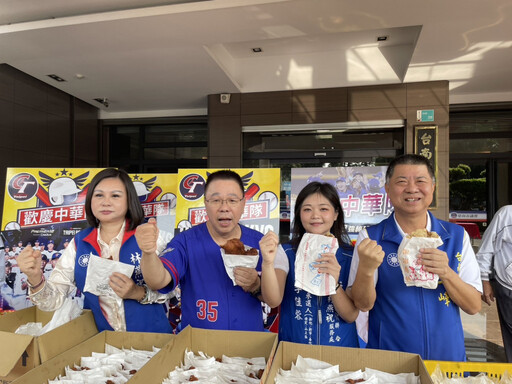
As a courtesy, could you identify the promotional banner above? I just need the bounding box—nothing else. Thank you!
[175,168,281,236]
[1,168,177,311]
[291,166,392,238]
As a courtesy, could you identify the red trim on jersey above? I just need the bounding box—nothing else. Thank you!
[160,258,179,288]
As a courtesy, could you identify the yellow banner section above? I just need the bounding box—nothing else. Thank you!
[1,168,177,244]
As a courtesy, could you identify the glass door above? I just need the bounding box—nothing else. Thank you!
[243,128,404,241]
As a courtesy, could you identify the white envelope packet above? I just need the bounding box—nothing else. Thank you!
[220,248,259,286]
[397,231,443,289]
[83,254,135,297]
[364,368,420,384]
[294,233,338,296]
[276,355,418,384]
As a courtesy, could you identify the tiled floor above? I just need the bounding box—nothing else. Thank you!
[463,299,507,362]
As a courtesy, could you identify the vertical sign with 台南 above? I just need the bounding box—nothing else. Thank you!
[414,126,437,208]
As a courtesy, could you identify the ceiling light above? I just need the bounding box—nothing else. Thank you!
[316,134,333,139]
[252,47,262,53]
[377,35,388,42]
[47,74,66,82]
[242,120,404,133]
[75,74,85,79]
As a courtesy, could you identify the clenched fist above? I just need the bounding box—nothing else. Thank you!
[259,231,279,266]
[17,245,43,285]
[135,217,159,254]
[357,238,384,275]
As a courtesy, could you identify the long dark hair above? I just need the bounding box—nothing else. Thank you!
[85,168,144,230]
[290,182,351,249]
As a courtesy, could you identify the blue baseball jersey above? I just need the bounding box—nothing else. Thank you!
[159,223,265,331]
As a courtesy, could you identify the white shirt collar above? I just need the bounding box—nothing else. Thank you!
[393,211,431,236]
[97,221,126,246]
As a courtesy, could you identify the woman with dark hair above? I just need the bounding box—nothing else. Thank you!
[264,182,360,346]
[17,168,173,333]
[84,167,145,230]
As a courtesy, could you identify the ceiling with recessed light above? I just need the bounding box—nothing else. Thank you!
[0,0,511,118]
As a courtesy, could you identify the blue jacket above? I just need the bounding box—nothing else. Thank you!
[366,212,465,361]
[74,226,171,333]
[279,242,359,347]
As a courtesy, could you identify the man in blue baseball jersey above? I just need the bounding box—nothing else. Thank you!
[348,154,482,361]
[136,170,282,331]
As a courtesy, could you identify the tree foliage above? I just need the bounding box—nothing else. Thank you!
[449,167,466,182]
[450,178,486,210]
[458,164,471,177]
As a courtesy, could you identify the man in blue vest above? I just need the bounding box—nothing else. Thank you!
[348,154,482,361]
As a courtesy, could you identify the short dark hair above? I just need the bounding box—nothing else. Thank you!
[385,154,436,183]
[291,182,351,248]
[205,170,244,196]
[85,168,144,230]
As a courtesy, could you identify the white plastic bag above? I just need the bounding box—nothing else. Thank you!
[15,322,43,336]
[430,363,499,384]
[294,233,338,296]
[220,248,259,286]
[397,234,443,289]
[15,297,83,336]
[41,297,83,334]
[83,255,134,297]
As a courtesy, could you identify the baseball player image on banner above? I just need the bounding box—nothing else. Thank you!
[291,166,392,240]
[1,168,177,311]
[175,168,281,236]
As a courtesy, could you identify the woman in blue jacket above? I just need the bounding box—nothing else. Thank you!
[18,168,172,333]
[275,182,360,346]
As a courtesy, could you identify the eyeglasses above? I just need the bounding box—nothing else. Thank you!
[204,197,244,207]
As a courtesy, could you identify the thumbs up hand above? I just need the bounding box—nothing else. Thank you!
[135,217,160,254]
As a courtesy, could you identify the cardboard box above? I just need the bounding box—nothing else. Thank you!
[11,330,175,384]
[0,307,98,383]
[130,326,279,384]
[265,341,434,384]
